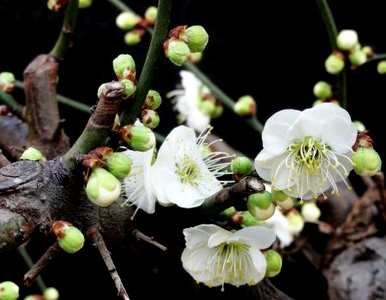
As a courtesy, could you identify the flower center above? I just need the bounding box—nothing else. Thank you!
[288,136,328,173]
[175,155,200,185]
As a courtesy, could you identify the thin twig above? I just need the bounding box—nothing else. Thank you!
[0,91,23,116]
[24,242,62,287]
[18,245,47,292]
[132,229,167,251]
[88,227,130,300]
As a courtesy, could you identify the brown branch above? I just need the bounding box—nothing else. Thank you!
[0,115,28,159]
[24,242,62,287]
[0,151,10,167]
[132,229,167,252]
[88,227,130,300]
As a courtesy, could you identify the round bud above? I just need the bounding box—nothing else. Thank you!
[234,95,256,116]
[55,223,85,254]
[211,103,223,118]
[221,206,237,218]
[182,25,209,53]
[115,11,139,30]
[188,52,203,64]
[241,211,259,227]
[272,190,295,210]
[198,99,216,116]
[144,90,162,110]
[166,40,191,66]
[43,288,59,300]
[20,147,45,161]
[349,49,367,66]
[352,147,382,176]
[0,281,19,300]
[113,54,136,79]
[377,61,386,74]
[301,202,321,223]
[231,156,253,177]
[86,167,121,207]
[145,6,157,24]
[79,0,92,8]
[337,30,359,51]
[325,54,345,74]
[313,81,332,99]
[120,79,136,98]
[124,31,142,46]
[0,72,16,93]
[264,250,282,278]
[122,125,156,151]
[247,192,275,220]
[362,46,373,57]
[141,109,160,129]
[106,152,132,180]
[353,120,366,132]
[286,210,304,235]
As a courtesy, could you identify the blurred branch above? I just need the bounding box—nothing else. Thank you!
[0,91,23,116]
[50,0,79,59]
[18,245,47,292]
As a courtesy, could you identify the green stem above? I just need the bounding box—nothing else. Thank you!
[50,0,79,59]
[120,0,172,125]
[107,0,134,14]
[18,246,47,292]
[361,53,386,65]
[0,91,23,116]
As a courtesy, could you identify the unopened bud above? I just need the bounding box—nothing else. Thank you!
[377,60,386,74]
[264,250,282,278]
[362,46,373,57]
[116,11,139,30]
[0,281,19,300]
[272,190,295,210]
[353,120,366,132]
[86,167,121,207]
[113,54,136,79]
[43,288,59,300]
[144,90,162,110]
[313,81,332,99]
[247,192,275,221]
[241,211,259,227]
[337,30,359,51]
[234,95,256,116]
[211,103,223,118]
[0,72,15,93]
[120,79,136,98]
[121,125,156,151]
[349,49,367,66]
[188,52,203,64]
[231,156,253,177]
[182,25,209,53]
[286,210,304,235]
[352,147,382,176]
[325,53,345,74]
[198,99,216,116]
[20,147,45,161]
[145,6,157,25]
[105,152,132,180]
[79,0,92,8]
[124,30,142,46]
[52,221,85,254]
[301,202,321,223]
[166,40,191,66]
[141,109,160,129]
[47,0,68,12]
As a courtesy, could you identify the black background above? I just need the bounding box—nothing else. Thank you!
[0,0,385,299]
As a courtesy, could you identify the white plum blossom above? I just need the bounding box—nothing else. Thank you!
[265,209,294,248]
[181,224,276,289]
[255,103,357,200]
[169,70,211,132]
[151,125,232,208]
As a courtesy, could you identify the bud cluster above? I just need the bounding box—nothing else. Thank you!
[197,90,223,119]
[111,54,137,99]
[351,132,382,176]
[164,25,209,66]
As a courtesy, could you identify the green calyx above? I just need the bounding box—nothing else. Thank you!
[234,95,256,116]
[313,81,332,99]
[167,40,191,66]
[120,79,136,98]
[113,54,136,79]
[183,25,209,53]
[106,152,132,180]
[58,226,85,254]
[264,250,282,278]
[141,109,160,129]
[198,99,216,116]
[248,192,272,209]
[231,156,253,176]
[272,190,295,210]
[20,147,45,161]
[144,90,162,110]
[220,206,237,218]
[349,49,367,66]
[352,147,382,176]
[0,281,19,300]
[124,125,156,152]
[241,211,260,227]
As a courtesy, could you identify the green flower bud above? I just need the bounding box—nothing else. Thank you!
[106,152,132,180]
[115,12,139,30]
[86,167,121,207]
[120,79,136,98]
[198,99,216,116]
[301,202,321,223]
[43,288,59,300]
[241,211,259,227]
[124,30,142,46]
[362,46,373,57]
[337,30,359,51]
[211,104,223,118]
[20,147,45,161]
[113,54,136,79]
[79,0,92,8]
[166,40,191,66]
[264,250,282,278]
[220,206,237,218]
[272,190,295,210]
[353,120,366,132]
[313,81,332,99]
[122,125,156,151]
[188,52,203,64]
[57,225,85,254]
[349,49,367,66]
[286,210,304,235]
[352,147,382,176]
[0,281,19,300]
[231,156,253,176]
[0,72,16,93]
[182,25,209,53]
[141,109,160,129]
[247,192,275,220]
[234,95,256,117]
[325,53,345,74]
[377,60,386,74]
[145,6,157,24]
[144,90,162,110]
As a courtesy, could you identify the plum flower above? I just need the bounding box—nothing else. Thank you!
[265,209,294,248]
[168,70,211,132]
[181,224,276,289]
[255,103,356,199]
[151,126,232,208]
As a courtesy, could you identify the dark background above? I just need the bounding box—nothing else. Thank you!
[0,0,385,299]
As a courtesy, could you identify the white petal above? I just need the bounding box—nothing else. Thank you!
[254,150,286,182]
[183,224,223,249]
[207,228,232,248]
[266,210,293,247]
[227,226,276,249]
[247,248,267,284]
[321,117,357,154]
